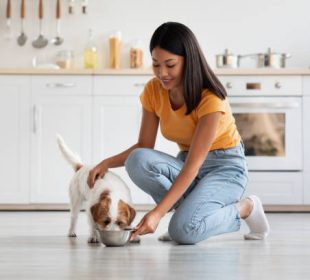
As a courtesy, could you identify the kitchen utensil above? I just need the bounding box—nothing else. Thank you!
[254,48,291,68]
[51,0,64,46]
[216,49,241,68]
[17,0,27,46]
[4,0,12,40]
[32,0,48,49]
[96,228,134,247]
[81,0,88,14]
[68,0,75,14]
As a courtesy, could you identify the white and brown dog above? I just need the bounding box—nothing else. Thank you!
[57,135,136,243]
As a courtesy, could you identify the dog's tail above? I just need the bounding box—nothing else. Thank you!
[56,134,83,172]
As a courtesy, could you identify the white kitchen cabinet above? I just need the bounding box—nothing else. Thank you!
[302,77,310,203]
[0,76,30,203]
[30,76,92,203]
[93,76,153,204]
[244,172,303,205]
[93,75,179,204]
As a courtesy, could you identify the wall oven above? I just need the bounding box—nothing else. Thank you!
[219,75,303,205]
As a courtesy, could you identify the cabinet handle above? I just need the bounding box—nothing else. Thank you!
[226,82,232,89]
[46,83,76,88]
[275,82,282,89]
[33,105,38,133]
[133,83,146,87]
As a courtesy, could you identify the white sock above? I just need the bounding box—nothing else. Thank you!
[244,195,270,240]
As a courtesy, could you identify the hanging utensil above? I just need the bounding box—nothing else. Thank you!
[51,0,64,46]
[68,0,75,14]
[32,0,48,49]
[4,0,12,40]
[81,0,88,14]
[17,0,27,46]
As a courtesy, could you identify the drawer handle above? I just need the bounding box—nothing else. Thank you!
[246,83,261,90]
[46,83,76,88]
[133,83,146,87]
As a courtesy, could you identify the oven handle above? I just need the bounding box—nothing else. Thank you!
[230,102,299,109]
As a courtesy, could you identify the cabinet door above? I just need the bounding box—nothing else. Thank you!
[93,96,154,205]
[303,96,310,203]
[0,76,30,203]
[244,172,303,205]
[30,76,92,203]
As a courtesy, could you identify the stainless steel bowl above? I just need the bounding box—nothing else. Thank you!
[97,228,134,247]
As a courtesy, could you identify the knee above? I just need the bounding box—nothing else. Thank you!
[168,215,199,245]
[125,148,152,176]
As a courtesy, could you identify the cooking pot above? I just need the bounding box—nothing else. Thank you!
[216,49,241,68]
[251,48,291,68]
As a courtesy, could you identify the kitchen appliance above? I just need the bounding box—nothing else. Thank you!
[216,49,241,68]
[221,76,302,171]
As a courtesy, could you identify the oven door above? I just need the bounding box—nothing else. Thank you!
[230,96,302,171]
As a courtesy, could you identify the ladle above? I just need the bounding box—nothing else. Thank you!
[32,0,48,49]
[17,0,27,46]
[51,0,63,46]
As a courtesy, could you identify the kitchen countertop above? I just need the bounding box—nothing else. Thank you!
[1,67,310,75]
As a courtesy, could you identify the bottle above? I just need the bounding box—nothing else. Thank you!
[84,29,98,69]
[109,31,121,69]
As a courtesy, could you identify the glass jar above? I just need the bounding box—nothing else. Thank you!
[55,50,74,69]
[130,40,143,68]
[109,31,122,69]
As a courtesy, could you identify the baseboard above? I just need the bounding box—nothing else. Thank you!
[1,204,310,212]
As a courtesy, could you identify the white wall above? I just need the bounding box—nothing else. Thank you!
[0,0,309,69]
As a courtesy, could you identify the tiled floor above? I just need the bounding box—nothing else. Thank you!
[1,211,310,280]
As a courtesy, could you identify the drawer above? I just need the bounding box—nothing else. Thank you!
[218,76,302,96]
[244,172,303,205]
[31,75,92,96]
[93,75,152,96]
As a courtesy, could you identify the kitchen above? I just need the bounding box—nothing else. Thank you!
[1,0,310,279]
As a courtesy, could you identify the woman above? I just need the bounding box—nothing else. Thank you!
[87,22,270,244]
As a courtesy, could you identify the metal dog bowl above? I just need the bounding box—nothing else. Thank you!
[97,228,134,247]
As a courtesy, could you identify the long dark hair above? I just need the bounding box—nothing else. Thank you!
[150,22,227,115]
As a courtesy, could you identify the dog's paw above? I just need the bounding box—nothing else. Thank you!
[87,236,100,244]
[129,236,141,244]
[158,232,172,242]
[68,232,77,238]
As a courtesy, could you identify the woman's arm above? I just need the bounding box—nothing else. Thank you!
[88,108,159,188]
[155,111,222,216]
[131,112,222,237]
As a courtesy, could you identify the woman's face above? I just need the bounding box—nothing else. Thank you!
[151,47,184,91]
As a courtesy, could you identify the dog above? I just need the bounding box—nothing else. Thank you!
[57,134,136,243]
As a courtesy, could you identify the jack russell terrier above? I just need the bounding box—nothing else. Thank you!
[57,135,136,243]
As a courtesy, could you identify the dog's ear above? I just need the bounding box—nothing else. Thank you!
[118,200,136,226]
[90,191,111,223]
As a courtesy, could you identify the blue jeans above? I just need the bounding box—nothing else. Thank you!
[125,144,248,245]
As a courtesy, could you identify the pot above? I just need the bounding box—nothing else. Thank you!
[252,48,291,68]
[216,49,241,68]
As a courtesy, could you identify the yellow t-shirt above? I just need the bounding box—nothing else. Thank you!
[140,77,241,151]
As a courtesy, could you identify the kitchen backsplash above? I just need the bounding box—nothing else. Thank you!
[0,0,310,69]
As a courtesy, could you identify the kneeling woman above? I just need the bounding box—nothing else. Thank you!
[88,22,270,244]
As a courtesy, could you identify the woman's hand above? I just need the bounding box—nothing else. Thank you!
[130,209,163,241]
[87,161,109,189]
